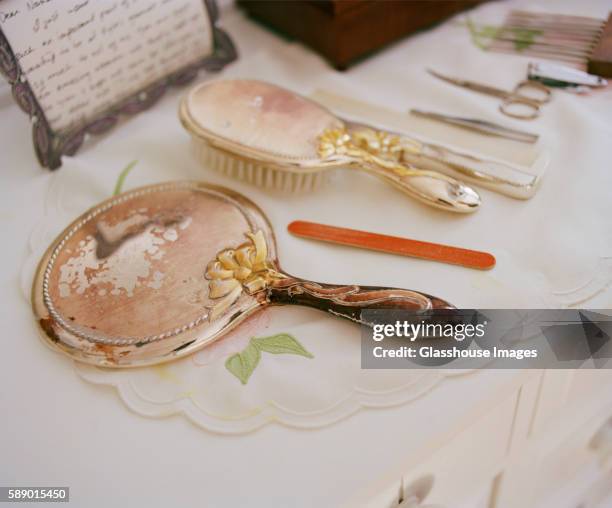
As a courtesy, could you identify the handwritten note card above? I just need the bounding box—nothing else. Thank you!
[0,0,213,132]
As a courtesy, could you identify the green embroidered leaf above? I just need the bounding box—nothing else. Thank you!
[113,160,138,196]
[252,333,314,358]
[465,19,542,52]
[225,334,313,385]
[465,17,500,50]
[480,26,500,38]
[511,28,542,51]
[225,343,260,385]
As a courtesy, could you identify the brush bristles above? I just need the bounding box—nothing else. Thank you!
[193,140,329,193]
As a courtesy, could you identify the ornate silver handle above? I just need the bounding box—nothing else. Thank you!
[319,127,481,213]
[401,137,542,199]
[268,277,454,325]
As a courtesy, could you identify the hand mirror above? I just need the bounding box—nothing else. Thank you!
[32,182,453,367]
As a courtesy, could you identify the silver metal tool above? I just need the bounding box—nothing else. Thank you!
[427,68,552,120]
[528,62,608,92]
[410,109,539,143]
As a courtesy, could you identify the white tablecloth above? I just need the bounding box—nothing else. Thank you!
[2,0,611,506]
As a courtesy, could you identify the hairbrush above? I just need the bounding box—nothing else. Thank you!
[179,79,481,213]
[32,182,453,367]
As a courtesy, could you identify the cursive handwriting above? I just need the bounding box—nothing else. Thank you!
[1,0,212,132]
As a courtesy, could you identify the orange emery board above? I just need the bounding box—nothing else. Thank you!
[288,220,495,270]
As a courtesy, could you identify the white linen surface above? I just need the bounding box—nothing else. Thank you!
[2,0,611,505]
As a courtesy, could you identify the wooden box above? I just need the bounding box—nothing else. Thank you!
[238,0,488,69]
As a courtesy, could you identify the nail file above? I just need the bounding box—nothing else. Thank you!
[288,221,496,270]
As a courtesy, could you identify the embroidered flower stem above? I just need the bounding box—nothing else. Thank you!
[113,160,138,196]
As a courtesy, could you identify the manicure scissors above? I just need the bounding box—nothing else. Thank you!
[428,69,552,120]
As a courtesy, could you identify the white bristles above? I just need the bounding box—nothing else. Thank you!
[192,140,329,193]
